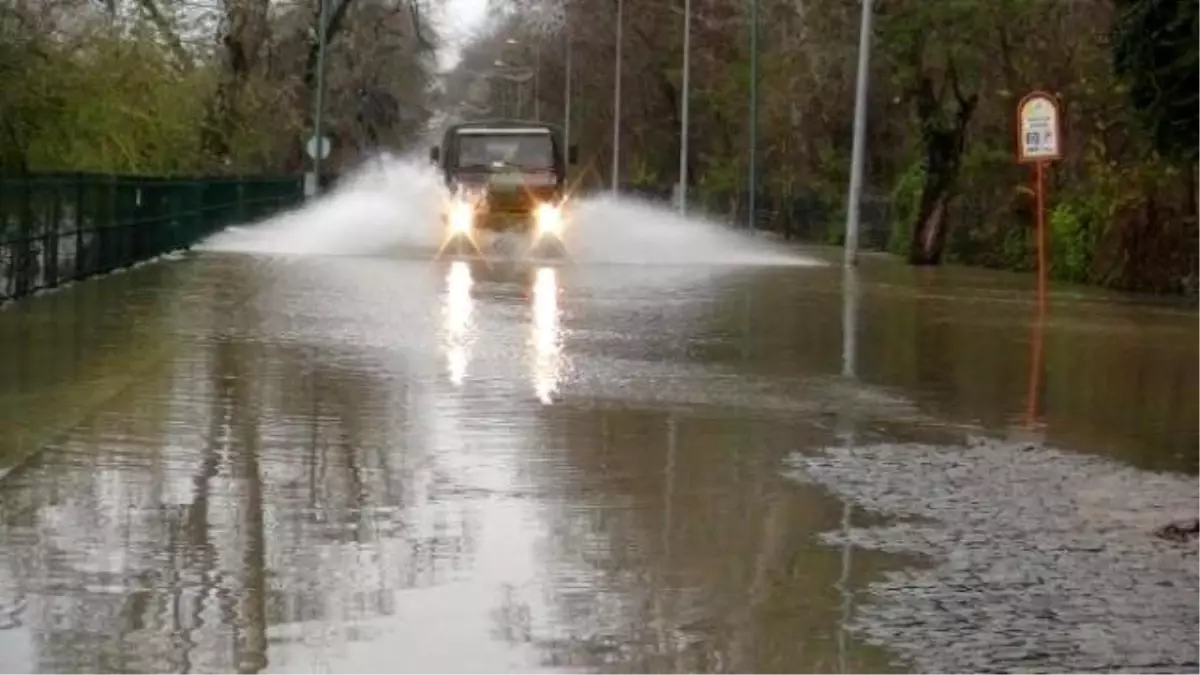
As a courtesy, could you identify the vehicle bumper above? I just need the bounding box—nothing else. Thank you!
[475,210,536,232]
[442,197,567,241]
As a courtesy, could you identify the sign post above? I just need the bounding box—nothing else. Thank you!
[1016,91,1061,430]
[304,135,332,199]
[1015,91,1062,309]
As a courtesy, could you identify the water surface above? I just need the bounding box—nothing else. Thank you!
[0,247,1194,673]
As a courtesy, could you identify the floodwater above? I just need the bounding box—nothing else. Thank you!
[0,242,1196,673]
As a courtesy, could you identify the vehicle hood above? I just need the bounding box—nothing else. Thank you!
[450,169,558,191]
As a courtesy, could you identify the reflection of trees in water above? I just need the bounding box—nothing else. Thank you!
[0,261,180,460]
[862,272,1199,471]
[194,254,481,643]
[257,343,481,620]
[707,265,1197,471]
[509,405,899,673]
[0,280,274,672]
[0,257,481,672]
[424,265,903,672]
[0,353,201,670]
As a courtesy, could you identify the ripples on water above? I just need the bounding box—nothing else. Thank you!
[785,439,1199,673]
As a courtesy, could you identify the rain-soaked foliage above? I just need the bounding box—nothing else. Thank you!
[0,0,439,174]
[447,0,1198,294]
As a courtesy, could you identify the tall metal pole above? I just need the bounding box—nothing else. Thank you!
[844,0,874,267]
[535,43,542,121]
[311,0,329,197]
[564,32,572,150]
[611,0,623,192]
[747,0,758,230]
[841,264,859,379]
[835,260,859,675]
[678,0,691,216]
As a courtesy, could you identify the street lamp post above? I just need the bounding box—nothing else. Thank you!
[500,40,524,118]
[492,60,535,118]
[611,0,623,193]
[844,0,875,267]
[564,31,572,150]
[678,0,691,215]
[311,0,329,197]
[747,0,758,230]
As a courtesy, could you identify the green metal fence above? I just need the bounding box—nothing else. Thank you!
[0,172,303,303]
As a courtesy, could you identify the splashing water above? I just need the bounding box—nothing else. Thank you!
[561,193,814,266]
[198,153,446,256]
[198,153,820,267]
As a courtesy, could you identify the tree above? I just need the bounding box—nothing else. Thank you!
[0,0,441,174]
[1112,0,1199,163]
[443,0,1197,293]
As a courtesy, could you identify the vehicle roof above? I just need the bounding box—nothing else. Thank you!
[445,118,562,134]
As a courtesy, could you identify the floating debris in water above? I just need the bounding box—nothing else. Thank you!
[784,439,1199,674]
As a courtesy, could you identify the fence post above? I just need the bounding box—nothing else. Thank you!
[74,173,86,280]
[14,176,33,298]
[46,178,60,289]
[235,177,247,225]
[98,175,113,273]
[171,181,184,251]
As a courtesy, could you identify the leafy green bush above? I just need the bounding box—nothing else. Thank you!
[1049,197,1103,284]
[888,160,925,256]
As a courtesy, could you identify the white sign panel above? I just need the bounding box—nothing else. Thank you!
[1017,94,1061,163]
[305,135,332,160]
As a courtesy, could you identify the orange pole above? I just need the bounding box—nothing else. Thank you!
[1026,160,1048,428]
[1025,292,1046,428]
[1035,160,1047,311]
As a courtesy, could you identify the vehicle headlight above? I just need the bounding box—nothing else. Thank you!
[535,202,563,237]
[448,198,474,234]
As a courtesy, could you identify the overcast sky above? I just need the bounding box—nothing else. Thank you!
[436,0,489,71]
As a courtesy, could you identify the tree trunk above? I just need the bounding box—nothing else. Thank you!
[203,0,270,165]
[292,0,354,169]
[908,127,961,265]
[1186,162,1197,221]
[907,66,978,266]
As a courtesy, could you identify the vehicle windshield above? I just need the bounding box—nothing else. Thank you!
[455,132,555,171]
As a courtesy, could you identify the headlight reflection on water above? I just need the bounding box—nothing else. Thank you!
[531,266,564,404]
[443,261,474,385]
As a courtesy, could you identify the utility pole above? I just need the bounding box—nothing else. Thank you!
[678,0,691,215]
[747,0,759,230]
[564,31,572,151]
[534,42,541,120]
[311,0,329,197]
[844,0,874,267]
[611,0,623,192]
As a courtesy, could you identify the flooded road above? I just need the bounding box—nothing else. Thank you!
[0,247,1196,673]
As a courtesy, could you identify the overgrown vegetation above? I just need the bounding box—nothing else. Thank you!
[0,0,440,175]
[448,0,1198,294]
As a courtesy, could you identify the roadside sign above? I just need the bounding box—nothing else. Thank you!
[1014,90,1063,321]
[1016,92,1061,163]
[305,135,332,160]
